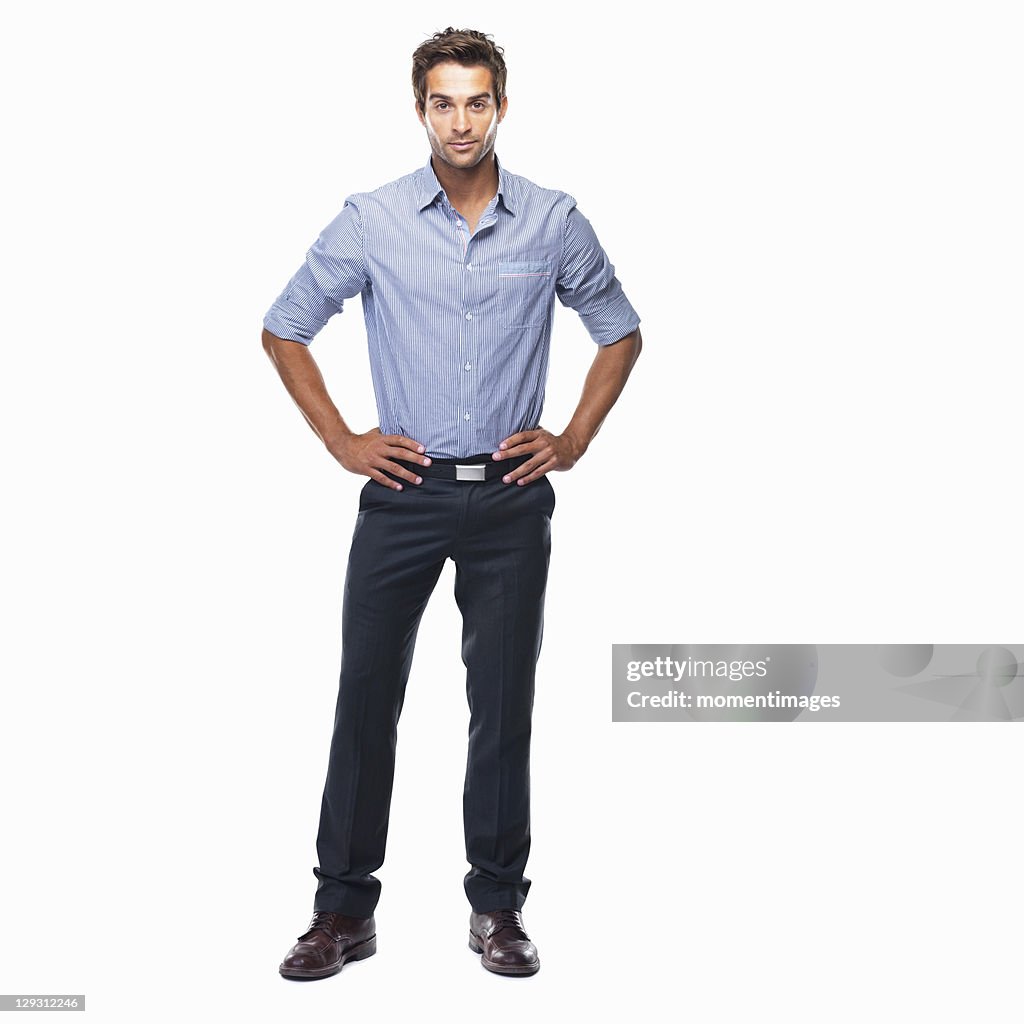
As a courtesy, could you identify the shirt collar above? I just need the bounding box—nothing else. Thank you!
[416,151,517,216]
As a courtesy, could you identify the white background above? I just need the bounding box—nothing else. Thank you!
[2,1,1022,1020]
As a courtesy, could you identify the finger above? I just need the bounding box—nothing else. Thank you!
[383,443,431,467]
[494,430,541,455]
[377,459,423,486]
[502,455,553,485]
[367,469,405,491]
[495,436,546,459]
[513,458,558,485]
[384,434,429,457]
[499,442,553,476]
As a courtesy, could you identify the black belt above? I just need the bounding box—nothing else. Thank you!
[391,452,530,482]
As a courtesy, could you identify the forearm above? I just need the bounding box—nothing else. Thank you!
[261,329,352,449]
[561,328,642,458]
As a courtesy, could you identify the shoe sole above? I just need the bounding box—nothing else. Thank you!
[279,935,377,979]
[468,932,540,976]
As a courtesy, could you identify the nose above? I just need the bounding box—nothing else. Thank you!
[453,106,471,135]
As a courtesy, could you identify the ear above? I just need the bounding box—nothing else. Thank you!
[414,100,425,126]
[497,95,508,124]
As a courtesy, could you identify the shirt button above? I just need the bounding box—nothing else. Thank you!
[466,263,473,271]
[465,362,472,370]
[465,312,473,320]
[464,413,471,420]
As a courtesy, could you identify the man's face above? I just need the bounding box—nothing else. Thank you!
[417,62,507,171]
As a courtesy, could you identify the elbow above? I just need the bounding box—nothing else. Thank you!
[262,327,288,371]
[262,327,292,365]
[262,327,312,368]
[630,327,642,365]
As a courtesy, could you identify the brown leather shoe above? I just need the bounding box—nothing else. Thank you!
[468,908,540,976]
[279,910,376,979]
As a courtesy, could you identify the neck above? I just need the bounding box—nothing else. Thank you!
[431,153,499,207]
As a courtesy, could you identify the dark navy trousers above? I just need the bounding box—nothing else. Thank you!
[311,461,555,917]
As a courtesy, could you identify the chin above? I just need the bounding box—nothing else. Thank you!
[444,152,480,169]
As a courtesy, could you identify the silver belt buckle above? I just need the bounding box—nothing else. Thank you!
[455,463,486,482]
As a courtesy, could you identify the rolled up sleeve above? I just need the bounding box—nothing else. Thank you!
[262,198,368,345]
[556,202,641,346]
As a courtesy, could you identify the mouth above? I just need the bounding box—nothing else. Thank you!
[449,141,476,149]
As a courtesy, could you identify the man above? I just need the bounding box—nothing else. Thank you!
[262,27,642,979]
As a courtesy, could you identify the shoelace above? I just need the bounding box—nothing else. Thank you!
[299,910,343,942]
[489,909,529,941]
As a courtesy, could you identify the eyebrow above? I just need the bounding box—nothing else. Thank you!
[429,92,492,102]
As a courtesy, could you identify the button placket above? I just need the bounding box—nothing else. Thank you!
[450,195,497,453]
[459,220,476,449]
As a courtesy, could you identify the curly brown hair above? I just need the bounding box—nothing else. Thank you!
[411,27,507,114]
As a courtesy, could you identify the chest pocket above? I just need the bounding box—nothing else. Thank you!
[498,261,552,328]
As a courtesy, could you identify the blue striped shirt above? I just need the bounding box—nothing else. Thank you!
[263,152,641,459]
